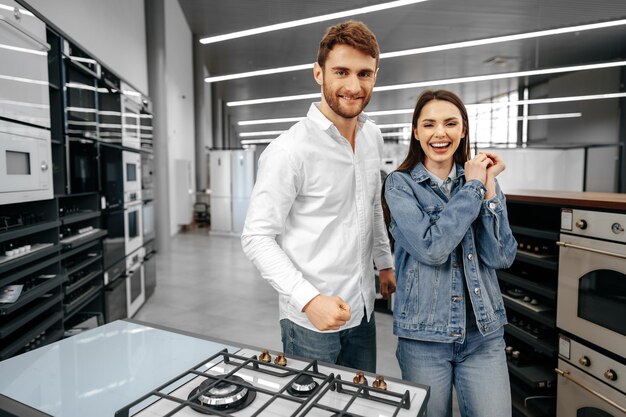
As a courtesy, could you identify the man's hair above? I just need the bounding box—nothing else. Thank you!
[317,20,379,68]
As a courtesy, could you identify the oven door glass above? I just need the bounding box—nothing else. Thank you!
[124,203,143,255]
[0,2,50,128]
[142,201,155,242]
[126,252,145,318]
[98,73,122,144]
[557,234,626,358]
[68,138,98,194]
[103,208,125,269]
[64,60,98,138]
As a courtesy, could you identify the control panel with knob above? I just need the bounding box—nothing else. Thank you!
[578,356,591,367]
[604,369,618,381]
[575,219,587,230]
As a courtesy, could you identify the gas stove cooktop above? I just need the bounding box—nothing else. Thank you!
[116,348,429,417]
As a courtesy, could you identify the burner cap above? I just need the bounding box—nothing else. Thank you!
[287,373,319,398]
[188,375,256,414]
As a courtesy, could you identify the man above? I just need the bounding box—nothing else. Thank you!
[241,20,395,373]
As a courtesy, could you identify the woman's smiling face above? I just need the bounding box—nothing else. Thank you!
[414,99,466,170]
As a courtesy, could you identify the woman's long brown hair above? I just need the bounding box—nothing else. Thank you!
[381,89,472,246]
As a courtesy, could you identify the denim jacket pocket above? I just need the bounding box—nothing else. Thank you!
[397,267,419,324]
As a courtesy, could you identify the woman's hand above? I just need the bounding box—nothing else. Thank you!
[464,153,492,185]
[481,152,506,199]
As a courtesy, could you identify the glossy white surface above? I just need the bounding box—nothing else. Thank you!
[0,320,234,417]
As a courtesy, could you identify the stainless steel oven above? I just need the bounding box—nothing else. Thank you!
[0,0,50,129]
[557,209,626,358]
[103,257,127,323]
[63,39,100,139]
[0,121,52,204]
[124,200,143,256]
[139,97,153,152]
[121,81,141,150]
[140,151,154,201]
[67,137,97,194]
[556,336,626,416]
[123,150,141,200]
[126,247,145,317]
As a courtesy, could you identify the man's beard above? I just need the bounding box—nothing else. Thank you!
[323,83,372,119]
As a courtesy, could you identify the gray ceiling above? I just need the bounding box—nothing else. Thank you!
[178,0,626,137]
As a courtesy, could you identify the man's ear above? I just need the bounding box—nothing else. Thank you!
[313,62,323,86]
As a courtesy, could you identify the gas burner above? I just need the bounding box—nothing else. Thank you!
[187,375,256,414]
[286,373,319,398]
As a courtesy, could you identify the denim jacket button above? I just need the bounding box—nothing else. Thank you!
[474,287,481,294]
[489,202,497,210]
[467,253,473,261]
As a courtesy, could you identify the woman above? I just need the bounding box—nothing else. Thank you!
[382,89,517,417]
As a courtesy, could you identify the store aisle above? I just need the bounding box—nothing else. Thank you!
[134,229,402,378]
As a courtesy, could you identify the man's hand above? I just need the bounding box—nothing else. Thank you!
[379,268,396,300]
[302,295,351,331]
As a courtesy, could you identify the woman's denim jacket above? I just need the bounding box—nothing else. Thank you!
[384,162,517,343]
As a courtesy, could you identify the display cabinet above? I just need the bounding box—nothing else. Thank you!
[0,199,64,360]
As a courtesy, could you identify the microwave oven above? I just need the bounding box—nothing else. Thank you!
[0,121,53,205]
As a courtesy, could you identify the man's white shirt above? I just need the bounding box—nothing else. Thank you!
[241,103,393,332]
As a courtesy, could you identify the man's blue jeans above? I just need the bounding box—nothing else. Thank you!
[396,320,511,417]
[280,310,376,373]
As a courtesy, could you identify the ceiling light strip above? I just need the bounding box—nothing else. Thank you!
[239,130,285,137]
[199,0,429,45]
[205,18,626,83]
[227,61,626,107]
[240,138,275,145]
[237,92,626,125]
[518,112,582,120]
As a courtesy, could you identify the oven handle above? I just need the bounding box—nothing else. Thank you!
[556,241,626,260]
[0,15,50,51]
[555,368,626,413]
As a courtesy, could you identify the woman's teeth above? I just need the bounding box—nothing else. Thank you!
[431,142,450,148]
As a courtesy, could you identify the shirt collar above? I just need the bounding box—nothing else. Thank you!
[424,164,457,188]
[306,102,371,133]
[411,162,464,183]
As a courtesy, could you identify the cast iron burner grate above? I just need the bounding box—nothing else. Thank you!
[114,349,332,417]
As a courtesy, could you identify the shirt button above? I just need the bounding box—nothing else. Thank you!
[474,288,481,294]
[489,202,497,210]
[467,253,473,261]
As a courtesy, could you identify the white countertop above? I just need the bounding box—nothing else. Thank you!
[0,320,235,417]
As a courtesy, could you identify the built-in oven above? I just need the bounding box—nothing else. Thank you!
[139,97,153,152]
[102,207,125,270]
[123,150,141,200]
[121,81,141,150]
[124,200,143,256]
[143,240,156,300]
[98,67,122,145]
[0,121,52,204]
[100,144,123,210]
[126,247,145,317]
[141,151,154,201]
[67,137,97,194]
[0,0,50,128]
[63,39,100,139]
[142,200,155,243]
[103,257,127,323]
[556,335,626,417]
[556,209,626,359]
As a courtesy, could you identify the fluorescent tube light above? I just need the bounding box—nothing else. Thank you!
[227,61,626,107]
[199,0,429,45]
[519,112,582,121]
[205,18,626,83]
[236,92,626,126]
[240,138,275,145]
[239,130,285,137]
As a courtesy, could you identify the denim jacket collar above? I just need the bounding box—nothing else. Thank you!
[410,162,465,184]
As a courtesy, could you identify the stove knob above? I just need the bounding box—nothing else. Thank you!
[258,349,271,363]
[575,219,587,230]
[604,369,618,381]
[372,375,387,390]
[612,222,624,234]
[274,353,287,366]
[579,356,591,367]
[353,371,368,385]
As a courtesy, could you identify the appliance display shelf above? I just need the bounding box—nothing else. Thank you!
[65,254,102,277]
[497,271,556,300]
[503,296,555,328]
[64,270,102,295]
[0,275,65,315]
[60,229,107,250]
[0,220,61,243]
[504,325,557,357]
[60,210,100,225]
[0,255,59,288]
[0,311,63,360]
[511,225,559,241]
[0,244,59,276]
[0,293,63,338]
[507,361,555,390]
[63,284,103,320]
[59,240,99,260]
[515,252,558,271]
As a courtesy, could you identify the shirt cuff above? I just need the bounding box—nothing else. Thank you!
[374,253,394,271]
[290,280,320,312]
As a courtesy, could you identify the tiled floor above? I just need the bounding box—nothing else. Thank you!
[136,229,462,416]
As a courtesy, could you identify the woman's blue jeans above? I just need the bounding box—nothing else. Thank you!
[280,310,376,373]
[396,321,511,417]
